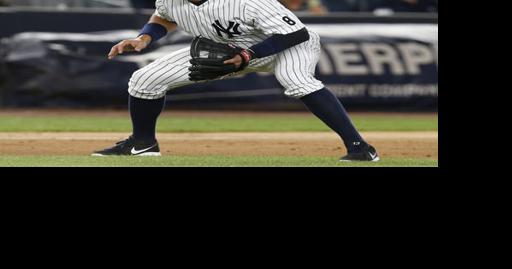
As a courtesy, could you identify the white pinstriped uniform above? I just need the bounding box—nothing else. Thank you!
[128,0,324,99]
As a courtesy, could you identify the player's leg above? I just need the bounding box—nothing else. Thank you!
[93,47,195,156]
[127,47,193,142]
[273,32,379,161]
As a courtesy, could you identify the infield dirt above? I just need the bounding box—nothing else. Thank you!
[0,131,437,159]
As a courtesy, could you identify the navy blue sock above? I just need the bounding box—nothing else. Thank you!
[129,95,166,143]
[301,88,365,152]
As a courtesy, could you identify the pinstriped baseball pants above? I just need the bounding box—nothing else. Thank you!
[128,31,324,99]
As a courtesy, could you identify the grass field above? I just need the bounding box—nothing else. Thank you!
[0,113,437,132]
[0,111,438,167]
[0,156,437,167]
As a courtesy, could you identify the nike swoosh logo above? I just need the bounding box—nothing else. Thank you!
[131,146,155,155]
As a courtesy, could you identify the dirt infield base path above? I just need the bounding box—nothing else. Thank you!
[0,132,438,159]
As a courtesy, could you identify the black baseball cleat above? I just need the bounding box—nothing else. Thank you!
[340,143,380,162]
[92,136,161,157]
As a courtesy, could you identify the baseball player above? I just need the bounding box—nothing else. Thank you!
[93,0,380,162]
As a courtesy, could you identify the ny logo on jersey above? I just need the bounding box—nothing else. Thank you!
[212,20,241,39]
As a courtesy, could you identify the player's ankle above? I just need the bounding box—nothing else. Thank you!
[131,135,157,144]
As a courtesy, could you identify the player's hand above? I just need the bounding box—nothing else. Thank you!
[223,55,243,68]
[108,35,151,60]
[224,48,254,69]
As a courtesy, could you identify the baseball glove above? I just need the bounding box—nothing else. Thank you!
[189,37,253,81]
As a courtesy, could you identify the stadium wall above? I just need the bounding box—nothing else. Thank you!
[0,8,438,110]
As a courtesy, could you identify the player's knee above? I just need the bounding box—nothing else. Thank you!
[284,86,323,98]
[128,69,145,90]
[127,69,166,100]
[128,87,166,100]
[277,75,324,98]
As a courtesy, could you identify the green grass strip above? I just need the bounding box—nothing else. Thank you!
[0,156,438,167]
[0,115,437,132]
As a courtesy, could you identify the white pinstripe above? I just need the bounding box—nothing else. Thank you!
[129,0,324,99]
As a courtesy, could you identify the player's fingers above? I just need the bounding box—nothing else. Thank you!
[224,55,242,67]
[108,45,120,59]
[117,42,126,55]
[122,40,142,53]
[118,40,133,54]
[108,39,143,58]
[223,58,236,64]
